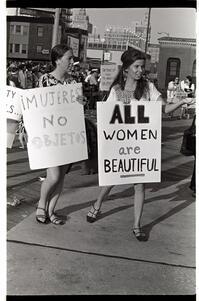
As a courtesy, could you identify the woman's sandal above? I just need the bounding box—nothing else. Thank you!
[36,207,48,224]
[87,205,101,223]
[49,213,65,225]
[132,227,146,241]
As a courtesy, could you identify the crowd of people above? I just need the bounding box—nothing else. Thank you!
[7,59,102,110]
[7,44,195,241]
[167,75,195,119]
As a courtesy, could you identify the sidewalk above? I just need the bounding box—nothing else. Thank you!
[7,117,195,295]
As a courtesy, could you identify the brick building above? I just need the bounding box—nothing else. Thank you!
[7,15,61,61]
[157,37,196,92]
[7,15,89,63]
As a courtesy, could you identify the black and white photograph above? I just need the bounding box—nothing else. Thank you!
[2,0,197,297]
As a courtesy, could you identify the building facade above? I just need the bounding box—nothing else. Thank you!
[7,16,61,61]
[87,41,151,70]
[7,14,90,63]
[157,37,196,92]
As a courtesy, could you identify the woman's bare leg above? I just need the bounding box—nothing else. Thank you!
[87,186,113,222]
[132,183,146,240]
[36,165,68,223]
[133,183,145,229]
[47,165,69,216]
[93,185,113,209]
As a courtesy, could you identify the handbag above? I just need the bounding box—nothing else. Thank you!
[180,116,196,156]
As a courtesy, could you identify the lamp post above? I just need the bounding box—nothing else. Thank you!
[145,7,151,54]
[52,8,61,48]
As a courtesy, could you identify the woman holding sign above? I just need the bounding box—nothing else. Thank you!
[36,44,86,225]
[87,48,194,241]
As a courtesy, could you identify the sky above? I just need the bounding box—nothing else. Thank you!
[6,7,197,44]
[85,8,197,43]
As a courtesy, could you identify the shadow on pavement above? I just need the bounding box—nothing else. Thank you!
[56,159,195,242]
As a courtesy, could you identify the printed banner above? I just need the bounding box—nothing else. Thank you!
[97,101,162,186]
[6,85,22,121]
[20,83,88,169]
[99,64,118,91]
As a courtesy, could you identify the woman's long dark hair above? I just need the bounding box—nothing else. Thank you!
[109,49,148,100]
[186,75,192,88]
[51,44,72,67]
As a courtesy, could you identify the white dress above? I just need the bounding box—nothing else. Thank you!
[107,81,161,103]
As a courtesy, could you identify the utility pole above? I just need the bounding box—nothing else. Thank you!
[52,8,61,48]
[145,8,151,54]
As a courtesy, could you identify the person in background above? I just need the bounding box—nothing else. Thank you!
[180,75,195,119]
[167,76,181,100]
[167,76,182,118]
[18,63,27,89]
[26,63,34,89]
[7,64,20,88]
[86,48,194,241]
[181,75,195,98]
[36,44,86,225]
[85,69,99,109]
[7,76,24,206]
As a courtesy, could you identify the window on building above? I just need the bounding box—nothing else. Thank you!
[166,58,181,88]
[22,44,27,54]
[15,44,20,53]
[10,25,14,34]
[169,61,178,76]
[37,26,44,37]
[23,26,28,35]
[16,25,21,34]
[36,45,42,53]
[9,43,13,53]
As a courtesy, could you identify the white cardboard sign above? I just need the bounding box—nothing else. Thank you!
[99,64,118,91]
[6,85,23,148]
[20,83,88,169]
[97,101,162,186]
[6,85,22,121]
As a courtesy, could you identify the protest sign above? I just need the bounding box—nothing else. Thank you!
[6,85,22,121]
[6,85,23,148]
[97,101,162,186]
[99,64,118,91]
[20,83,88,169]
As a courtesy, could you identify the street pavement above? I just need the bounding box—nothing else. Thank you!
[6,113,196,295]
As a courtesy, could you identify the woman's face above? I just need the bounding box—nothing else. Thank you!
[174,77,179,84]
[127,59,145,80]
[57,49,74,73]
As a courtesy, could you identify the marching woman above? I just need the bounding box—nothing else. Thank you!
[86,48,194,240]
[36,44,86,225]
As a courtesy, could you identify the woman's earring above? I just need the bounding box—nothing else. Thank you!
[123,69,128,79]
